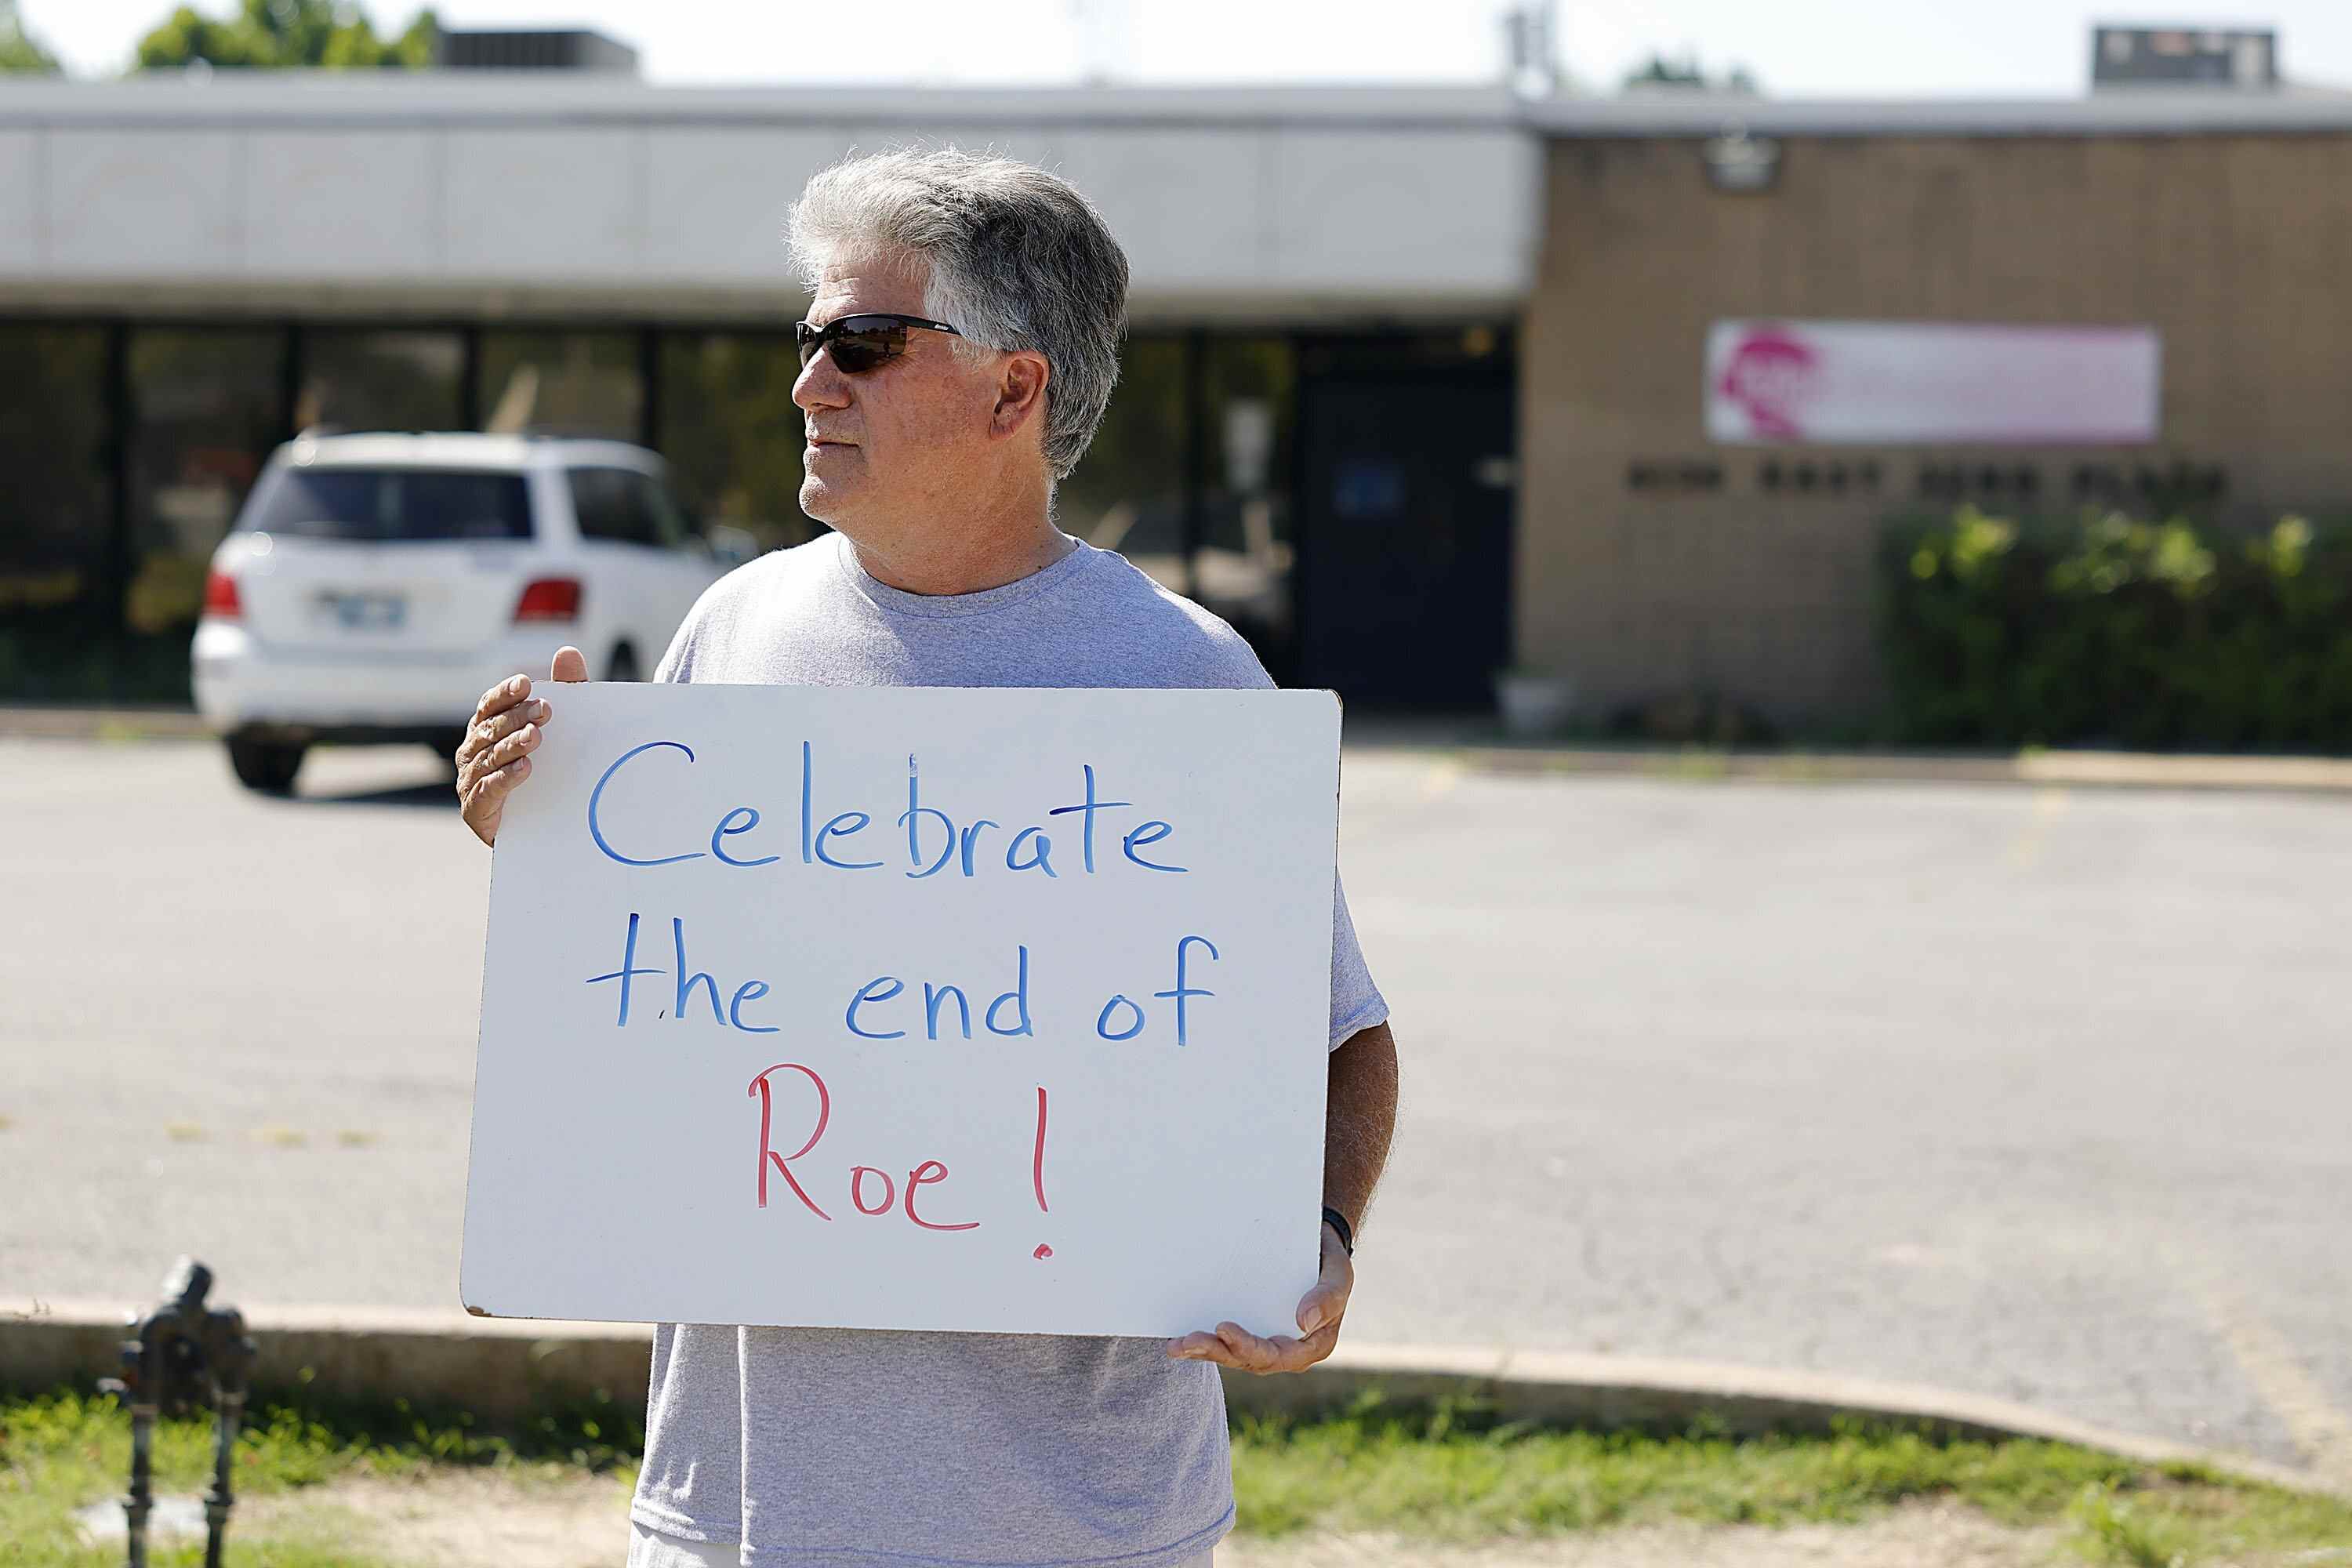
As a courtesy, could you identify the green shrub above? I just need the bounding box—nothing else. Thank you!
[1880,506,2352,750]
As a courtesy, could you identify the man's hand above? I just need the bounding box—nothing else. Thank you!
[456,645,588,847]
[1163,1220,1352,1375]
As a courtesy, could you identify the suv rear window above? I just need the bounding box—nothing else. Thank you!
[241,466,534,542]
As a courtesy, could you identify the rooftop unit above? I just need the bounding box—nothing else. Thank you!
[436,28,640,73]
[2092,25,2278,89]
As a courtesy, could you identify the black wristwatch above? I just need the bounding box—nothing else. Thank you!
[1321,1206,1356,1257]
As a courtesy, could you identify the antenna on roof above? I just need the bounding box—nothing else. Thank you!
[1503,1,1561,99]
[1069,0,1124,86]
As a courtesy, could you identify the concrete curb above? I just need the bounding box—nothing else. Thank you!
[5,1303,2339,1499]
[0,706,210,741]
[10,706,2352,793]
[1436,743,2352,795]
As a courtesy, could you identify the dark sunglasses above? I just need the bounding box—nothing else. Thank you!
[794,313,963,374]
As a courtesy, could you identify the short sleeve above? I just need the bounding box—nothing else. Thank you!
[1327,872,1388,1051]
[653,607,697,684]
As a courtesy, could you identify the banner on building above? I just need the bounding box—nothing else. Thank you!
[461,683,1339,1338]
[1706,321,2161,445]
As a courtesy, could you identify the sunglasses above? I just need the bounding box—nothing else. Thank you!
[794,314,963,374]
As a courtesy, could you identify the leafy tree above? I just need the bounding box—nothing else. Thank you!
[135,0,437,71]
[1,0,62,73]
[1623,49,1760,94]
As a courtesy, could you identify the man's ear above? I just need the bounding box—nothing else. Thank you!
[989,350,1051,442]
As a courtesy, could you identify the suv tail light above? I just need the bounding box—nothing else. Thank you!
[202,568,241,620]
[514,578,583,622]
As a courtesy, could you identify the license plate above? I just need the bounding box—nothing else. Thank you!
[321,592,407,630]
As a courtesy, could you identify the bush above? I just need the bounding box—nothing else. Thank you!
[1880,506,2352,750]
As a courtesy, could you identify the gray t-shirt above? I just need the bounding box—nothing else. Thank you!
[630,532,1387,1568]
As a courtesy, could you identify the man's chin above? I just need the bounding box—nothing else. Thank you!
[797,477,849,524]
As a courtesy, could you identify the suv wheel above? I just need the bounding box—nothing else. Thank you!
[607,644,642,683]
[227,735,307,795]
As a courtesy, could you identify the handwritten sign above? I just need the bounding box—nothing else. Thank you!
[460,684,1341,1338]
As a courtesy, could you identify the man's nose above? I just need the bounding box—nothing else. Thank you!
[793,353,850,412]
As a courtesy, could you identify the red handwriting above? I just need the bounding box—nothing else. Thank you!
[746,1062,832,1219]
[851,1166,896,1215]
[907,1160,979,1232]
[1032,1086,1050,1214]
[746,1062,979,1233]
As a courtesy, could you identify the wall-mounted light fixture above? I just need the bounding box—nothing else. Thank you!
[1702,126,1781,192]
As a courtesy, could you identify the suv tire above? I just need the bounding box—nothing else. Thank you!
[227,735,307,795]
[607,644,642,683]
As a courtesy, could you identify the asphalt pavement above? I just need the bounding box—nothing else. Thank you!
[4,733,2349,1478]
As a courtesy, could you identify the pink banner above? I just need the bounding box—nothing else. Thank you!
[1706,321,2161,446]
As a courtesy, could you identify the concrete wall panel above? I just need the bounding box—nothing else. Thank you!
[0,131,36,270]
[1052,129,1267,296]
[1269,128,1534,297]
[0,86,1537,314]
[242,130,440,278]
[642,125,846,287]
[440,127,644,280]
[45,130,239,276]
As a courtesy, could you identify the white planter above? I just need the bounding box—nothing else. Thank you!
[1495,672,1576,738]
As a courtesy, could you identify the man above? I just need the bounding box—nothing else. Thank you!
[456,148,1399,1568]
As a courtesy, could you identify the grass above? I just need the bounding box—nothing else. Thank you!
[1,1386,640,1567]
[1230,1393,2352,1563]
[9,1385,2352,1566]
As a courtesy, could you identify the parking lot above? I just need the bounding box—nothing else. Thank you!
[5,734,2349,1475]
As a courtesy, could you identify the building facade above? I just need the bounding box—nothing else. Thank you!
[1520,94,2352,728]
[2,77,2348,724]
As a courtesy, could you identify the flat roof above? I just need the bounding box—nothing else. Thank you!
[0,76,1529,131]
[2,74,2350,138]
[1528,85,2352,137]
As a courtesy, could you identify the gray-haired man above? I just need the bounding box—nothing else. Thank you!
[456,149,1399,1568]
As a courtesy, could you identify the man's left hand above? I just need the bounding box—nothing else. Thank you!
[1164,1221,1351,1375]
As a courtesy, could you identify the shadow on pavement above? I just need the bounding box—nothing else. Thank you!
[295,779,460,809]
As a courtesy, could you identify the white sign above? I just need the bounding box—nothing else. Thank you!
[461,684,1341,1338]
[1705,320,2161,445]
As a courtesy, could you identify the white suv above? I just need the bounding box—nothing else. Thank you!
[192,431,742,793]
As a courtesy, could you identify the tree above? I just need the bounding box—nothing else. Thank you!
[1,0,63,73]
[134,0,438,71]
[1622,49,1761,95]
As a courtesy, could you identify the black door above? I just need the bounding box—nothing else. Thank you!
[1295,375,1514,709]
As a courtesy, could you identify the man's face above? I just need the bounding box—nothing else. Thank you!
[793,255,998,529]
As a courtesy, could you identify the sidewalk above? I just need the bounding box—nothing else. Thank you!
[1347,718,2352,794]
[13,702,2352,793]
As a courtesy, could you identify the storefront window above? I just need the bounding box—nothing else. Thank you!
[480,331,641,440]
[657,332,811,551]
[299,328,463,434]
[1195,338,1299,674]
[0,325,113,695]
[1055,336,1188,591]
[127,328,285,640]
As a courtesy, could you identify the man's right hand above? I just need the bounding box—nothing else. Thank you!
[457,645,589,847]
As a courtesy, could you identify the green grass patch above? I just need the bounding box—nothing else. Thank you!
[1,1386,640,1566]
[1231,1393,2352,1563]
[11,1385,2352,1566]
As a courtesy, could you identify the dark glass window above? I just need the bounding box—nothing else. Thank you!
[128,328,286,637]
[298,329,463,434]
[568,466,680,548]
[1194,338,1299,669]
[658,332,810,551]
[0,325,110,608]
[241,467,532,542]
[1057,336,1187,591]
[481,332,641,440]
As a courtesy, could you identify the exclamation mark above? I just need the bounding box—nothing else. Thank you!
[1031,1085,1052,1260]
